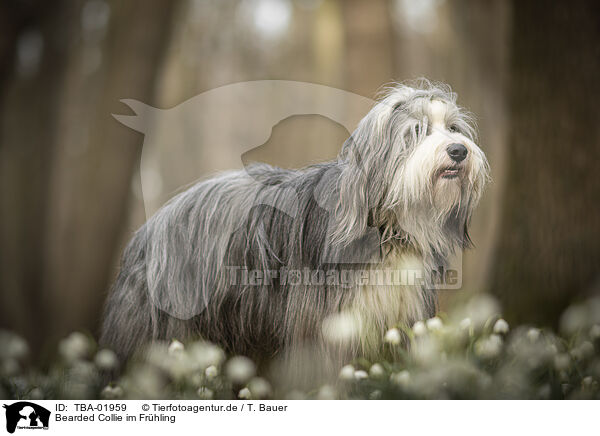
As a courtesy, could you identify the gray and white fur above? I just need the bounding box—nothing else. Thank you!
[101,80,489,373]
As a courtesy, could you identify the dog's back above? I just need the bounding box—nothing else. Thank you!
[100,163,348,364]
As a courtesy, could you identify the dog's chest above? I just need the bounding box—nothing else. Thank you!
[344,250,429,353]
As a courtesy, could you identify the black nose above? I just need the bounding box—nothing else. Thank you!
[447,143,468,162]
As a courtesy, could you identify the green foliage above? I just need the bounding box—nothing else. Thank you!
[1,295,599,400]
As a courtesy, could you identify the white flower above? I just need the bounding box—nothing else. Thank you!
[459,318,472,330]
[475,334,503,359]
[338,364,355,380]
[168,340,185,356]
[248,377,272,399]
[412,321,427,337]
[580,341,595,358]
[582,376,593,387]
[316,385,336,400]
[1,359,19,377]
[226,356,256,384]
[29,388,43,400]
[100,385,123,400]
[124,366,162,398]
[457,294,500,329]
[560,304,588,335]
[369,390,383,399]
[322,312,361,344]
[189,342,225,369]
[70,361,97,382]
[589,324,600,340]
[0,332,29,361]
[493,319,510,335]
[390,370,410,386]
[412,336,440,364]
[354,370,368,380]
[147,343,194,379]
[426,317,443,331]
[58,332,91,363]
[527,328,541,342]
[571,341,594,361]
[369,363,385,378]
[94,349,119,371]
[384,328,402,345]
[197,387,214,399]
[238,387,251,399]
[205,365,218,379]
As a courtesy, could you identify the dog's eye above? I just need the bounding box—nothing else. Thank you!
[448,124,459,133]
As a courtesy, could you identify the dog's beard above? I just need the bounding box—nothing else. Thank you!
[433,176,463,219]
[383,133,488,251]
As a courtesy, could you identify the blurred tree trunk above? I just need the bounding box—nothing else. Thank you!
[443,0,510,299]
[489,0,600,326]
[0,2,61,353]
[0,0,179,359]
[342,0,394,96]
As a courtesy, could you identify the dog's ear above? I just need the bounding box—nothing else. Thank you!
[462,221,474,249]
[331,137,371,247]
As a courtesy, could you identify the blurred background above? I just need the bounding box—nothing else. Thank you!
[0,0,598,361]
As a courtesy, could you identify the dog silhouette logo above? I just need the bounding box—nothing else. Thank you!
[2,402,50,433]
[112,80,380,318]
[112,80,374,221]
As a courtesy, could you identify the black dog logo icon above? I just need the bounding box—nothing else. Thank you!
[3,402,50,433]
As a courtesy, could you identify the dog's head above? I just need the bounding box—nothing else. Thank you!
[337,80,489,251]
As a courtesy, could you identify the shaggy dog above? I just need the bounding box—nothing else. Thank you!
[101,80,489,373]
